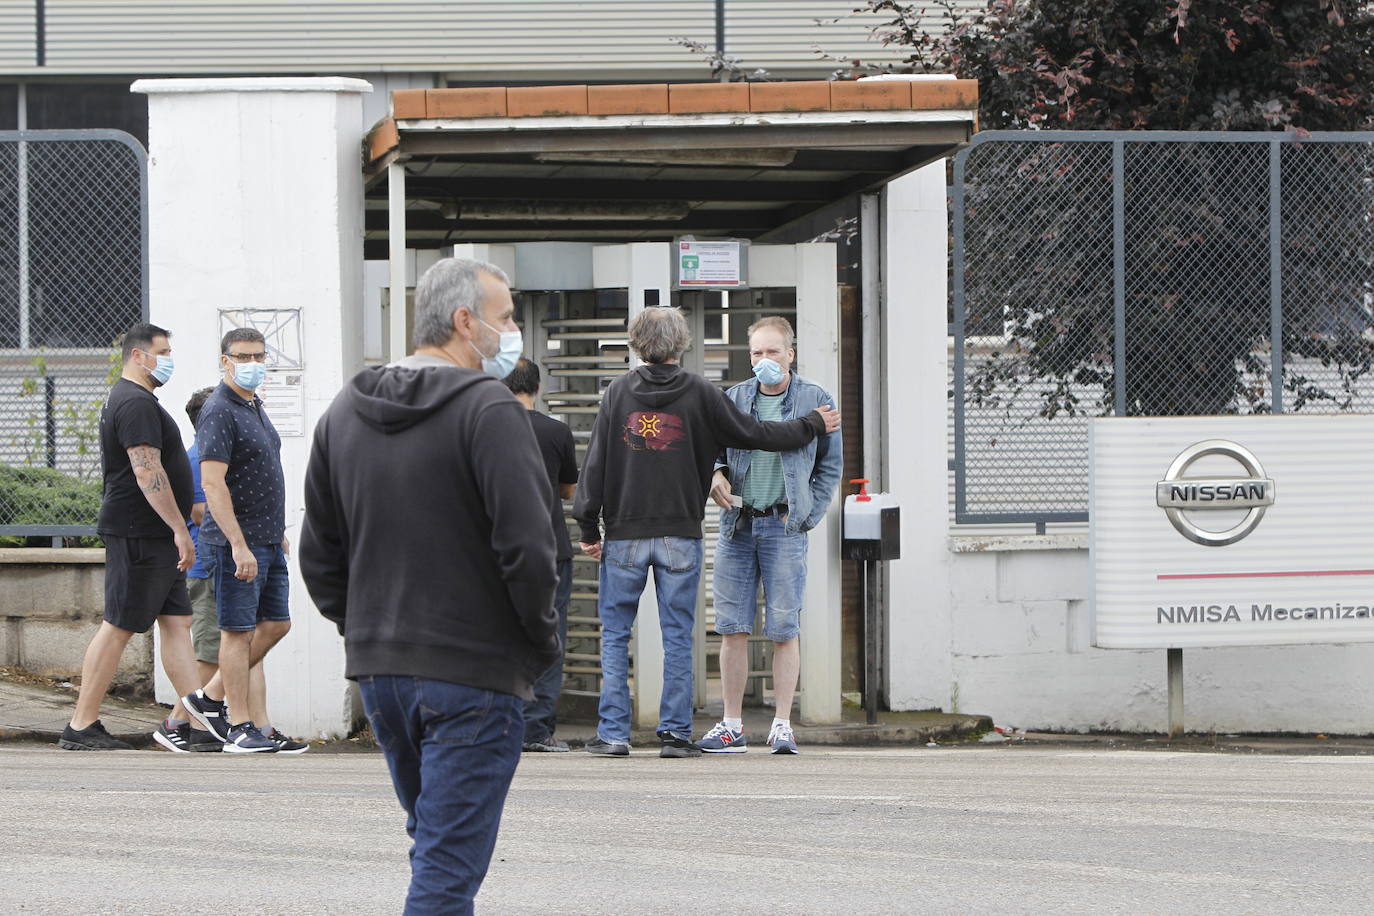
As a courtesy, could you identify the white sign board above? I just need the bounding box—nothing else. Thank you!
[1091,416,1374,649]
[674,239,748,289]
[257,370,306,438]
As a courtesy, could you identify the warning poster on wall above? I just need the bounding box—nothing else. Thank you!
[257,370,306,438]
[674,239,749,289]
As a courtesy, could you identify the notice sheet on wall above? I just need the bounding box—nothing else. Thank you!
[258,370,305,437]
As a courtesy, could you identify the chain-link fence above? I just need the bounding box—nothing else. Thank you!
[952,131,1374,524]
[0,131,148,539]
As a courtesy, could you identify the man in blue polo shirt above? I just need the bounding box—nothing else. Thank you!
[181,327,303,754]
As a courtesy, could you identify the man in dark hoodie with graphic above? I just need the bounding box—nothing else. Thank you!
[300,258,557,915]
[574,307,840,759]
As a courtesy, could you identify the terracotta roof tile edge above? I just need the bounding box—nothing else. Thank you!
[364,117,399,167]
[394,80,979,120]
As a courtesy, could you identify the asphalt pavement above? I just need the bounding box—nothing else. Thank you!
[3,742,1372,914]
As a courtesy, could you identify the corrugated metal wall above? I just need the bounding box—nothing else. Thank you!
[0,0,975,77]
[0,2,34,71]
[727,0,981,73]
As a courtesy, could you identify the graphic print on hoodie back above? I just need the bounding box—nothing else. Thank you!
[574,362,825,543]
[624,409,685,451]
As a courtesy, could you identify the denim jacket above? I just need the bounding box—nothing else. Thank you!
[715,372,843,537]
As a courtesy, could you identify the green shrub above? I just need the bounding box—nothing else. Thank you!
[0,464,103,547]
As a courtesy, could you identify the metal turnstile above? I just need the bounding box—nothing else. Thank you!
[519,284,799,717]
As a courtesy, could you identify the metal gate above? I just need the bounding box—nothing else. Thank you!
[520,282,799,709]
[0,130,148,540]
[952,131,1374,526]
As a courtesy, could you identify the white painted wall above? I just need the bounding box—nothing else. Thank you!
[135,77,371,739]
[883,158,1374,734]
[882,162,953,712]
[946,537,1374,734]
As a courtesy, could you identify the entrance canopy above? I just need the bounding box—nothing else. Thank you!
[363,79,977,258]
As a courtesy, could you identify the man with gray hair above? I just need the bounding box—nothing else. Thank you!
[301,258,558,913]
[574,306,839,758]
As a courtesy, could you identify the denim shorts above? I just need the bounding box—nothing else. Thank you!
[712,515,807,642]
[207,542,290,631]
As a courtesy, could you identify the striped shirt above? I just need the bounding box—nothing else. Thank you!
[741,389,787,509]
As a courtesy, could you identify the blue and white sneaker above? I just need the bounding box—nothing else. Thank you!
[224,722,279,754]
[182,689,231,743]
[696,721,748,754]
[767,722,798,755]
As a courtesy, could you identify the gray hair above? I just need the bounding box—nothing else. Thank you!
[747,315,795,350]
[628,307,692,364]
[412,257,512,350]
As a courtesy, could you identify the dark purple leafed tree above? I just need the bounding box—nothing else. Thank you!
[855,0,1374,416]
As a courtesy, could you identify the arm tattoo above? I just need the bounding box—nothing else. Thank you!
[127,445,164,472]
[128,445,167,494]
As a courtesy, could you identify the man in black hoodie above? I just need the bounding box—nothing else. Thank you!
[300,258,557,915]
[574,307,839,759]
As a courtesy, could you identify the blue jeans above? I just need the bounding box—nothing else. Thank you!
[207,542,290,631]
[713,515,808,642]
[523,558,573,743]
[597,536,703,744]
[358,675,524,916]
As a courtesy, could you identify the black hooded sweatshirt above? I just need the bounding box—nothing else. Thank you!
[299,356,559,700]
[574,363,828,543]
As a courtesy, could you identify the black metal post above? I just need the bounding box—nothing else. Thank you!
[35,0,46,67]
[1167,648,1184,739]
[44,374,56,468]
[864,558,879,725]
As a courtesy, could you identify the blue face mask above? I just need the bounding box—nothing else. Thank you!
[149,354,174,386]
[752,357,785,387]
[233,361,267,390]
[471,318,523,380]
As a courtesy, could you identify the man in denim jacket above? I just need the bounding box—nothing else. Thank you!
[697,316,843,755]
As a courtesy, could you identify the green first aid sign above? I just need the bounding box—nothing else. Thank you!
[675,239,747,288]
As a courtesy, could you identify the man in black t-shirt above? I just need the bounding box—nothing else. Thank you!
[60,323,203,752]
[503,359,578,753]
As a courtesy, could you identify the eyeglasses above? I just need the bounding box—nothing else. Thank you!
[225,352,267,363]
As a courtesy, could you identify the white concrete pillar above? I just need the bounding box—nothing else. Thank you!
[794,242,843,724]
[134,76,371,738]
[625,243,670,730]
[386,162,408,362]
[882,162,953,711]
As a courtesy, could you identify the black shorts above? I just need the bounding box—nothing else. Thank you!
[103,534,192,634]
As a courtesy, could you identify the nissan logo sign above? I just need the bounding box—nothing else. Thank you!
[1155,439,1275,547]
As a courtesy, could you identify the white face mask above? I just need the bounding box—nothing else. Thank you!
[470,317,522,379]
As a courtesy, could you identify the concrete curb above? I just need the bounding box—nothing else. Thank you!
[556,712,995,750]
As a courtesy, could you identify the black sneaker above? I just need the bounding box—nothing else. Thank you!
[58,720,133,751]
[152,722,192,753]
[523,736,570,753]
[224,721,279,754]
[188,728,222,752]
[585,737,630,757]
[657,730,703,758]
[268,729,309,755]
[182,689,231,742]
